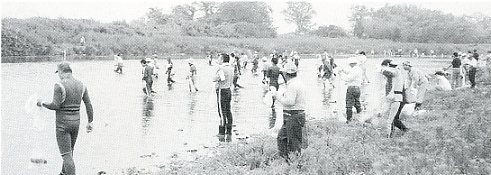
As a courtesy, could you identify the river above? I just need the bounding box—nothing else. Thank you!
[1,56,448,174]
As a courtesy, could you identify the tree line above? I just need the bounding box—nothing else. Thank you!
[1,2,490,59]
[350,4,491,43]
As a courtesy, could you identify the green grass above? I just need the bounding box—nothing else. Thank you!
[141,74,491,175]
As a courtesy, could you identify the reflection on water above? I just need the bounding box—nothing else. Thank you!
[188,93,197,115]
[142,96,154,135]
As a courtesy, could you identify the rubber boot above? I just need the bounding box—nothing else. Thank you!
[218,126,225,136]
[346,107,353,123]
[226,125,232,135]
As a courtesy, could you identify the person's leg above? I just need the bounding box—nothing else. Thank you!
[287,112,305,153]
[345,87,355,122]
[216,89,226,135]
[415,83,428,110]
[56,120,79,175]
[224,90,233,135]
[386,102,401,138]
[191,77,198,91]
[277,135,289,160]
[145,80,153,94]
[469,67,477,88]
[224,89,233,135]
[353,87,362,113]
[452,68,460,89]
[393,102,408,131]
[233,76,239,88]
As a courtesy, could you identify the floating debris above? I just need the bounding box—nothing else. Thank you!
[30,158,47,164]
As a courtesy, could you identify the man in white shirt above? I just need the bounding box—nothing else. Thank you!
[465,55,478,88]
[340,57,364,123]
[114,54,124,74]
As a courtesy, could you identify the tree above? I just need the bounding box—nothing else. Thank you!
[310,25,347,38]
[194,1,219,18]
[282,1,316,34]
[212,2,276,38]
[172,4,198,21]
[146,7,172,25]
[349,5,370,38]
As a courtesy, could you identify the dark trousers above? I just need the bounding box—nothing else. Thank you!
[167,71,175,84]
[115,66,123,73]
[233,75,241,88]
[278,110,305,160]
[143,80,153,94]
[392,102,408,131]
[468,67,477,88]
[217,88,232,135]
[346,86,362,121]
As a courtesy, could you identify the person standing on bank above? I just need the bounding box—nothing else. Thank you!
[467,54,478,88]
[213,53,234,137]
[141,58,154,95]
[402,61,429,110]
[339,57,363,123]
[381,59,409,138]
[446,52,462,89]
[271,62,307,161]
[37,62,94,175]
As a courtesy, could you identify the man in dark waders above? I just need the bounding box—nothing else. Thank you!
[213,53,234,142]
[37,62,94,175]
[272,62,307,162]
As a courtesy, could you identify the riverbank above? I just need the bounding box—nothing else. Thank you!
[138,77,491,174]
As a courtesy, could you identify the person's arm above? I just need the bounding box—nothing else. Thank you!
[82,86,94,132]
[39,83,65,110]
[82,86,93,123]
[381,67,396,78]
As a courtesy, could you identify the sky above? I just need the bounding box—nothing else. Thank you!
[2,0,491,34]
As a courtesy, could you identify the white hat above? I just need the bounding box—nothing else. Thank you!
[188,58,194,64]
[347,57,358,64]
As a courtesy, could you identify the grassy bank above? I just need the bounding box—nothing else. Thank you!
[141,75,491,175]
[3,35,491,63]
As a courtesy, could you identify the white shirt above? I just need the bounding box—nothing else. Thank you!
[344,65,363,87]
[357,55,367,65]
[436,75,452,91]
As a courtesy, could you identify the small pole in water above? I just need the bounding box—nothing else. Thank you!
[63,50,66,61]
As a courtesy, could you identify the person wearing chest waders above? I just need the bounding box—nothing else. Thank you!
[37,62,94,175]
